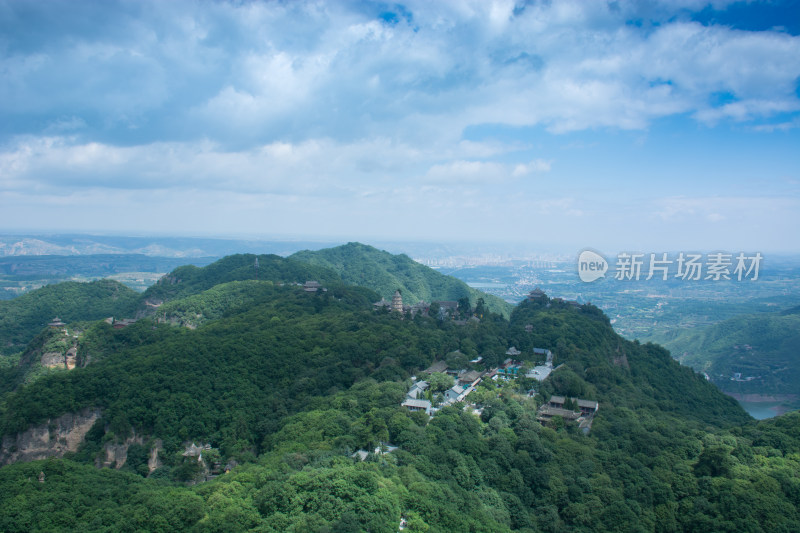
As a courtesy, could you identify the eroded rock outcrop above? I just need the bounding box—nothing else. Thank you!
[65,346,78,370]
[148,439,163,473]
[40,351,65,368]
[94,434,164,472]
[98,436,141,469]
[0,408,101,465]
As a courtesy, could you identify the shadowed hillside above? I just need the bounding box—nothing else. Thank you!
[661,306,800,409]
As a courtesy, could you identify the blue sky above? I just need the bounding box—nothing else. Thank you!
[1,0,799,252]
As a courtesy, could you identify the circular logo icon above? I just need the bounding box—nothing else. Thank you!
[578,249,608,282]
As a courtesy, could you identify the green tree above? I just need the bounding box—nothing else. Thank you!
[446,350,469,370]
[457,296,471,318]
[694,444,733,477]
[428,372,454,393]
[475,298,486,318]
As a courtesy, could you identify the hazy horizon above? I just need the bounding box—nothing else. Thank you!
[3,231,800,261]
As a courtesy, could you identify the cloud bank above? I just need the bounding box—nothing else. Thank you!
[1,0,799,249]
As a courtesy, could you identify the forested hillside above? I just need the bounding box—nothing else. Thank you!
[0,253,798,531]
[291,242,513,317]
[137,253,340,309]
[0,279,139,355]
[507,299,749,427]
[661,307,800,406]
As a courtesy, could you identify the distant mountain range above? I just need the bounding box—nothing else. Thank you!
[0,234,340,258]
[0,254,217,279]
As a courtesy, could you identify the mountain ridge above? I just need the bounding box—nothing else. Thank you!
[291,242,514,317]
[0,279,139,356]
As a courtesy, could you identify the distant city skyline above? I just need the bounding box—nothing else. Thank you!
[1,1,799,252]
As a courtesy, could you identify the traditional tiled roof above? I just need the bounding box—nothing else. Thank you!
[424,361,448,374]
[538,406,581,420]
[402,398,432,409]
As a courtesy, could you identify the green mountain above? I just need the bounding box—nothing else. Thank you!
[0,254,340,385]
[291,242,513,317]
[661,307,800,407]
[0,279,139,356]
[507,297,748,426]
[137,253,340,310]
[155,280,286,329]
[0,253,798,532]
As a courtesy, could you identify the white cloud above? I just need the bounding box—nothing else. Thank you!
[654,195,800,223]
[512,159,552,177]
[694,99,800,124]
[3,1,799,145]
[425,160,506,183]
[752,117,800,132]
[425,157,551,183]
[1,1,799,248]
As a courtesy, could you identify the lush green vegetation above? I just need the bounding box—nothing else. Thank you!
[155,280,278,328]
[507,298,750,428]
[137,253,339,308]
[659,307,800,405]
[0,327,74,395]
[291,242,513,317]
[0,251,798,531]
[0,279,139,355]
[1,381,798,532]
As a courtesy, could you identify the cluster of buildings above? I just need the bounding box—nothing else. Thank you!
[400,343,599,431]
[400,358,486,416]
[487,346,555,382]
[401,380,433,416]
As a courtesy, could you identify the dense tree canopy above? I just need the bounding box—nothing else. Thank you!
[0,279,139,355]
[291,242,512,317]
[0,252,797,531]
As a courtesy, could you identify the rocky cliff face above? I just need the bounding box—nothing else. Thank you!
[149,439,163,473]
[98,435,142,469]
[0,408,101,465]
[39,345,78,369]
[0,409,167,473]
[96,434,162,472]
[40,351,65,368]
[65,346,78,370]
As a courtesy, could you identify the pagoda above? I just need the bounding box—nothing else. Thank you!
[391,290,403,313]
